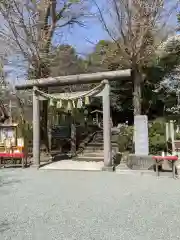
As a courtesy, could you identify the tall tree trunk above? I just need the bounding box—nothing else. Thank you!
[132,67,142,115]
[36,61,50,153]
[41,99,49,152]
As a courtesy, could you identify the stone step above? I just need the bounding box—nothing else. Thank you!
[92,139,103,142]
[88,142,118,147]
[83,147,104,152]
[83,149,104,154]
[75,156,104,162]
[91,142,118,146]
[83,146,118,153]
[80,152,104,157]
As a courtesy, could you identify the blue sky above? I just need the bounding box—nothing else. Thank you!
[56,0,179,56]
[58,21,109,56]
[53,0,110,56]
[8,0,180,84]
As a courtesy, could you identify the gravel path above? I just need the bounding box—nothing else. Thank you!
[1,169,180,240]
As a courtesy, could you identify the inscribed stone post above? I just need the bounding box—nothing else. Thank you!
[134,115,149,155]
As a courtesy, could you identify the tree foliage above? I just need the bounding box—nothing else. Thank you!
[92,0,179,115]
[0,0,87,150]
[0,0,179,129]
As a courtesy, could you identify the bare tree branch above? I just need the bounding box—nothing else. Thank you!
[0,0,89,150]
[92,0,180,114]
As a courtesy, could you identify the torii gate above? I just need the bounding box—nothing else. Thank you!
[15,69,131,171]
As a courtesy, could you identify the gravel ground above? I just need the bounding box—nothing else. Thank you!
[41,160,104,171]
[1,169,180,240]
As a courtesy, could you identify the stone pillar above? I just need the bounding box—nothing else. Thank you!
[48,128,52,153]
[47,107,52,153]
[71,122,76,157]
[33,86,40,168]
[102,80,113,171]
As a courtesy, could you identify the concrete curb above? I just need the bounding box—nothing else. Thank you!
[115,169,152,175]
[39,168,103,172]
[115,169,179,179]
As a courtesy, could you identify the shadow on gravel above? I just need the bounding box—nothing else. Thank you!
[0,220,11,234]
[0,177,21,188]
[52,154,71,162]
[40,154,72,168]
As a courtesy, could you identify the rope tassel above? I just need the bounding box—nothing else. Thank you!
[56,100,62,108]
[72,100,76,108]
[77,98,83,108]
[35,81,105,107]
[49,98,54,106]
[85,96,90,105]
[67,100,72,111]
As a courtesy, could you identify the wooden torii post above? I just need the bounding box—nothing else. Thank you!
[15,69,131,170]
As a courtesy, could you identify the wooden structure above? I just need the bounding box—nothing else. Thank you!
[0,99,9,123]
[152,155,178,179]
[0,152,26,168]
[15,69,131,170]
[166,120,180,153]
[0,123,27,168]
[91,110,103,127]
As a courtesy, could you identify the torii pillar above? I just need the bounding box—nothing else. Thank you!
[32,81,113,170]
[102,80,113,171]
[32,86,40,168]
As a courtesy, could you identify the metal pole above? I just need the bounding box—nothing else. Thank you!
[9,100,12,123]
[170,120,175,154]
[102,80,112,170]
[33,86,40,168]
[165,122,169,142]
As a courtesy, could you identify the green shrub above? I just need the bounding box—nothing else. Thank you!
[148,121,166,155]
[117,125,133,152]
[175,132,180,140]
[117,119,168,155]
